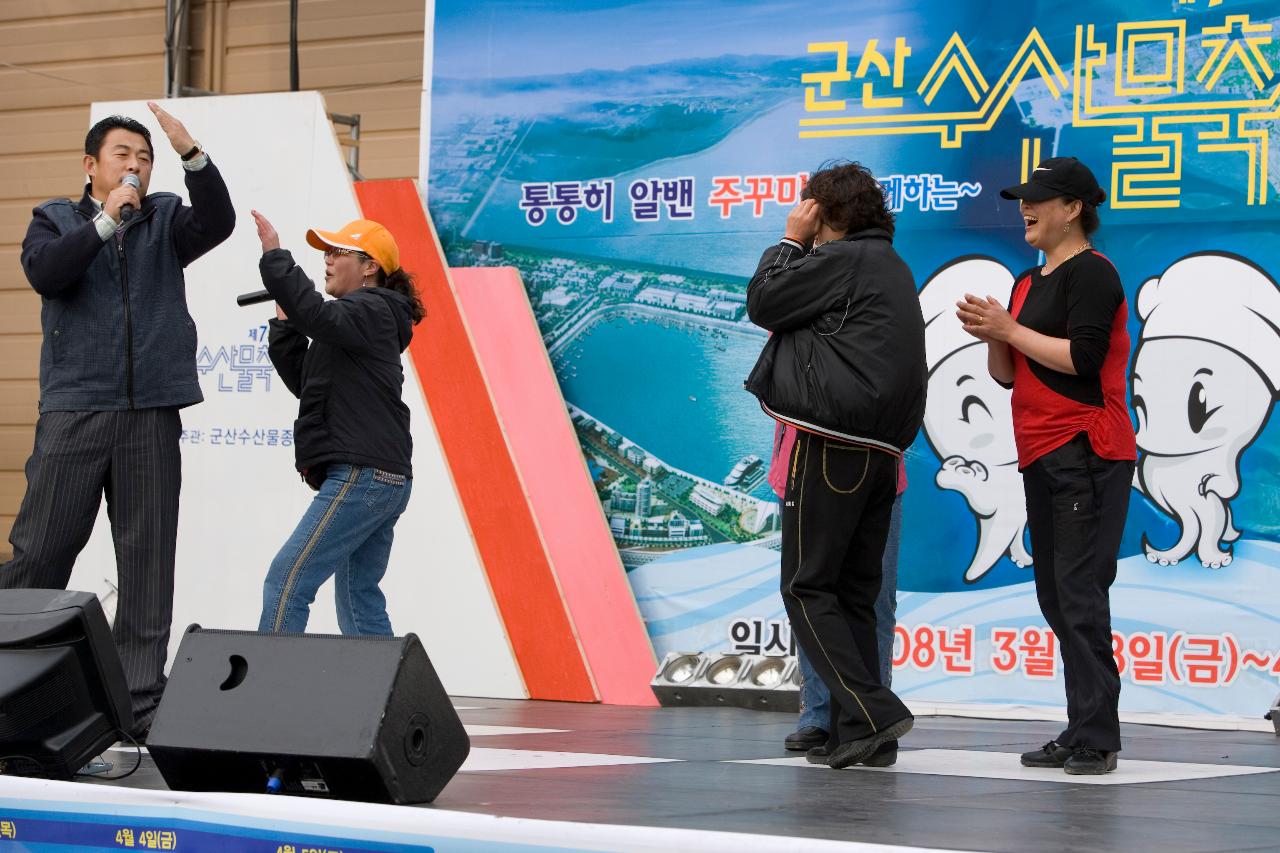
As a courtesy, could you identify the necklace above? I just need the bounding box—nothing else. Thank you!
[1042,242,1091,276]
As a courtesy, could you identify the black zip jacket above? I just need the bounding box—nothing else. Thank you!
[262,249,415,477]
[20,163,234,411]
[744,229,926,455]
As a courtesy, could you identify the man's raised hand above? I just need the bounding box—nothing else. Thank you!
[147,101,197,156]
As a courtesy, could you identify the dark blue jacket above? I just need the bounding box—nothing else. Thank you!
[20,162,235,412]
[262,249,415,478]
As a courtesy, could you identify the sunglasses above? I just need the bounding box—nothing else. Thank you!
[323,247,371,260]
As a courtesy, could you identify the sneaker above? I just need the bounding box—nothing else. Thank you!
[1020,740,1072,768]
[860,740,898,768]
[1064,747,1117,775]
[827,717,914,770]
[784,725,829,751]
[805,744,831,765]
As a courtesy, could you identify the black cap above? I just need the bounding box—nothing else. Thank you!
[1000,157,1106,205]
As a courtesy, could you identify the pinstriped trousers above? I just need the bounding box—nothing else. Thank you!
[0,408,181,734]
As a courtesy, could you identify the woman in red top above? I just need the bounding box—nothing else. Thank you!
[956,157,1136,776]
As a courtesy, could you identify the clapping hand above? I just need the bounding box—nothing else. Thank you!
[956,294,1016,343]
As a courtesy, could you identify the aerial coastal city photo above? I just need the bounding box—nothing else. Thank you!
[427,84,800,565]
[442,240,781,567]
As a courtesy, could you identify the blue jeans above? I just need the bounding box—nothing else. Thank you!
[797,492,902,730]
[259,464,412,636]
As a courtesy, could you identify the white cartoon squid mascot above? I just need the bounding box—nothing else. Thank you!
[919,257,1032,583]
[1132,253,1280,568]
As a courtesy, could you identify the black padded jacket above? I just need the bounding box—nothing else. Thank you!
[744,229,926,455]
[262,248,415,478]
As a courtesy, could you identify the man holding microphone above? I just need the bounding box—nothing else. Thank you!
[0,102,235,740]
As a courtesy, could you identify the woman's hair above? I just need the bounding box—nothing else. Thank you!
[802,160,895,238]
[1077,200,1100,236]
[375,267,426,325]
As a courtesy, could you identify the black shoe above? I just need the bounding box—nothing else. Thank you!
[1020,740,1072,768]
[860,740,898,767]
[1064,747,1117,775]
[805,744,831,765]
[827,717,914,770]
[785,725,829,751]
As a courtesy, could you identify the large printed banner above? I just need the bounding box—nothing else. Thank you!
[427,0,1280,720]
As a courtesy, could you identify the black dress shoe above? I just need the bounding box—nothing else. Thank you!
[827,716,914,769]
[810,740,897,767]
[1064,747,1117,775]
[860,739,898,767]
[785,725,829,751]
[1020,740,1073,768]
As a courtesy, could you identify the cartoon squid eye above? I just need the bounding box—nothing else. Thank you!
[1132,394,1147,431]
[959,395,991,424]
[1187,381,1220,434]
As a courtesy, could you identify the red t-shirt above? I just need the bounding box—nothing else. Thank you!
[1008,250,1137,469]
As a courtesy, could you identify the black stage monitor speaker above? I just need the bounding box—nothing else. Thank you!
[0,589,134,779]
[148,628,470,804]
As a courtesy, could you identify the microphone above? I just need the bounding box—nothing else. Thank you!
[120,174,141,222]
[236,289,274,307]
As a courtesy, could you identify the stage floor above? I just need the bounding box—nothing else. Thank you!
[62,698,1280,852]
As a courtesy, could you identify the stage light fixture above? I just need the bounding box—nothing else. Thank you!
[649,652,798,712]
[650,652,708,706]
[704,655,747,686]
[748,655,787,687]
[661,653,702,685]
[736,656,798,712]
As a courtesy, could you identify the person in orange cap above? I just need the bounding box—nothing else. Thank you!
[250,210,425,635]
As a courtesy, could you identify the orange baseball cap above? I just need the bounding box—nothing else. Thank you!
[305,219,400,274]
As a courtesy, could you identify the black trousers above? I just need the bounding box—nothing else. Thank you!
[781,432,912,748]
[1022,433,1133,753]
[0,409,182,733]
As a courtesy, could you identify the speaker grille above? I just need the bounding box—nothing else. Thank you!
[0,668,73,738]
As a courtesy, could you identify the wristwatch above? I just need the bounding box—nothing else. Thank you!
[180,142,203,161]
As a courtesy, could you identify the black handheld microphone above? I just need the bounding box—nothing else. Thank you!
[120,174,141,222]
[236,289,274,307]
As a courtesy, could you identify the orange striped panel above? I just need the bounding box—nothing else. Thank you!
[354,179,596,702]
[452,268,658,706]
